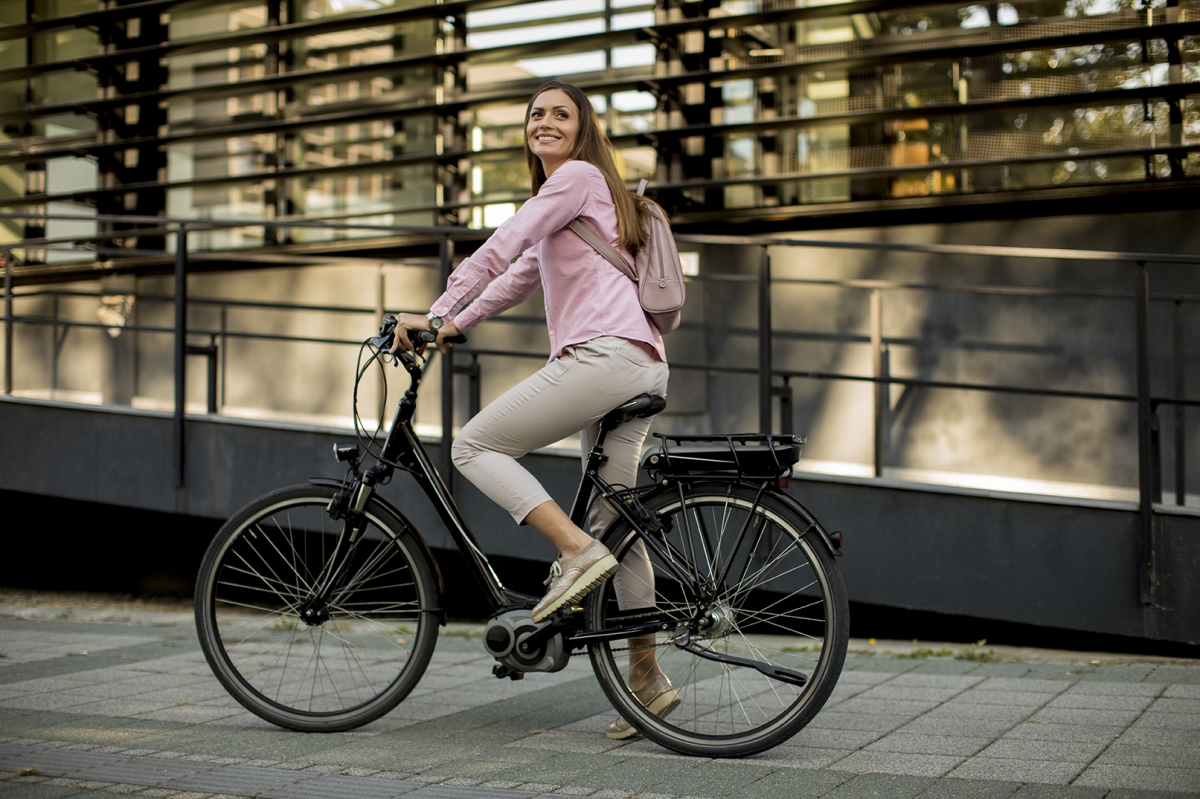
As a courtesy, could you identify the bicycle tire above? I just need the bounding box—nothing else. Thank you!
[195,484,439,732]
[586,482,849,757]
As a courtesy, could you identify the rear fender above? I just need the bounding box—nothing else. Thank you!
[770,489,844,557]
[596,482,842,558]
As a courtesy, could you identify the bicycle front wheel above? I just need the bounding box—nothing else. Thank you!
[587,482,848,757]
[195,484,439,731]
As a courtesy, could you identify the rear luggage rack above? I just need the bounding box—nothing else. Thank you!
[642,433,806,483]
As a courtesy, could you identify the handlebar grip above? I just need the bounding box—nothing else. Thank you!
[411,330,468,345]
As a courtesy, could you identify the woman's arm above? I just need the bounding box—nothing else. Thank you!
[449,247,541,332]
[397,247,540,353]
[430,162,595,319]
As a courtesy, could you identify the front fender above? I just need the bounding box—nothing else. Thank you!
[308,477,448,615]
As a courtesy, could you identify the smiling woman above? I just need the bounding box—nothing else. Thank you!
[392,79,675,741]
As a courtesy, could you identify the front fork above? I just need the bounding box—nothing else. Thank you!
[299,473,379,625]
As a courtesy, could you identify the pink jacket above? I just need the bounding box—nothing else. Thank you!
[429,159,666,363]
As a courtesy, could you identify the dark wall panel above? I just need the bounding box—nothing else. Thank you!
[2,397,1195,643]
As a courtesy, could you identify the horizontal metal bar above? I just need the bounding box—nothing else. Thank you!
[25,271,1200,309]
[0,211,478,237]
[676,234,1200,266]
[8,312,1198,407]
[645,84,1200,145]
[7,210,1200,268]
[648,143,1200,190]
[766,276,1200,305]
[5,315,366,347]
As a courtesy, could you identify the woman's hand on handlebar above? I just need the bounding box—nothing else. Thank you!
[434,320,461,352]
[391,312,462,355]
[392,312,430,354]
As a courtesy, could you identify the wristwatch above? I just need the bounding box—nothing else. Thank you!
[426,311,444,331]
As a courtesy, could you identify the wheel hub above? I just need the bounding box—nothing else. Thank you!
[697,601,735,639]
[298,600,330,627]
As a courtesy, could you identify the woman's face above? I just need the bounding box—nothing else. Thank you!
[526,88,580,177]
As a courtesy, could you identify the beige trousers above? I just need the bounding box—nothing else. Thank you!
[452,336,669,608]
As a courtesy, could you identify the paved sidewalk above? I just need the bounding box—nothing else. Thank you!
[1,599,1198,799]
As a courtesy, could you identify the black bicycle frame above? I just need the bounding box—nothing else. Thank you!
[329,346,701,639]
[326,342,814,686]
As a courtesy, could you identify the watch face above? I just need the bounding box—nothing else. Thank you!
[427,314,443,330]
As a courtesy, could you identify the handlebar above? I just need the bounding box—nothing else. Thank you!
[370,313,467,356]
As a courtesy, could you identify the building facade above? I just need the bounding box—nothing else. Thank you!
[2,0,1196,268]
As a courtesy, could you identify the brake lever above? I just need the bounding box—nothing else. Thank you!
[369,313,399,356]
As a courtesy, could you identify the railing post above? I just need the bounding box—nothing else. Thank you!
[219,304,228,412]
[758,245,772,434]
[439,234,455,491]
[454,353,481,420]
[51,294,60,396]
[871,288,886,477]
[772,380,793,436]
[174,224,188,488]
[376,266,386,420]
[1134,261,1159,605]
[1174,299,1186,506]
[3,251,12,396]
[207,340,218,415]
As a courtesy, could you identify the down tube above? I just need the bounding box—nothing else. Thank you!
[398,423,509,609]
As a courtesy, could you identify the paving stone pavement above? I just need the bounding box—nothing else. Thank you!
[1,603,1198,799]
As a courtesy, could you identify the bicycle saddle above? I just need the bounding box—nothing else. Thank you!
[600,394,666,429]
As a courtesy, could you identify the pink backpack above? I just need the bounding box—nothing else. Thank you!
[569,180,686,334]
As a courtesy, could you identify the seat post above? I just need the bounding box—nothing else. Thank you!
[569,394,665,527]
[568,424,614,527]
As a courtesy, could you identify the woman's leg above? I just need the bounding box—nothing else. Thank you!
[523,501,591,559]
[580,417,657,611]
[452,338,666,618]
[574,346,671,694]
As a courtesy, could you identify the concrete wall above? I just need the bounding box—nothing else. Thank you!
[2,397,1195,644]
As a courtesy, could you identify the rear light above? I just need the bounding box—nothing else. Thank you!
[775,477,790,489]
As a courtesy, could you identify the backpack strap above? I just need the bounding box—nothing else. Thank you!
[568,219,638,284]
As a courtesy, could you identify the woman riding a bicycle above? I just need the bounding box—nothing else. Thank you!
[393,79,675,739]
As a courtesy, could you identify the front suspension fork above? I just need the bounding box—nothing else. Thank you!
[304,477,376,618]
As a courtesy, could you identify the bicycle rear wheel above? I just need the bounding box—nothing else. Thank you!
[587,482,848,757]
[195,484,439,731]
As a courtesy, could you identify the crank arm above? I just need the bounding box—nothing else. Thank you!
[674,634,810,688]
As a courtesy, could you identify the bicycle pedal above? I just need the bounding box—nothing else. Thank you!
[492,663,525,681]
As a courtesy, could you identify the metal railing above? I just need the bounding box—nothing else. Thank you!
[2,211,1199,608]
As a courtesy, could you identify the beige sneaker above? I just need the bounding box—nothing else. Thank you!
[531,540,619,622]
[606,671,681,739]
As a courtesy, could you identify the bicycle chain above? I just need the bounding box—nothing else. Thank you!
[566,609,678,657]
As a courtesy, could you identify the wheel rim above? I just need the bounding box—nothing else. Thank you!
[206,497,428,718]
[593,489,840,745]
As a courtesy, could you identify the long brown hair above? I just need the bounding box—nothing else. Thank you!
[524,80,648,252]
